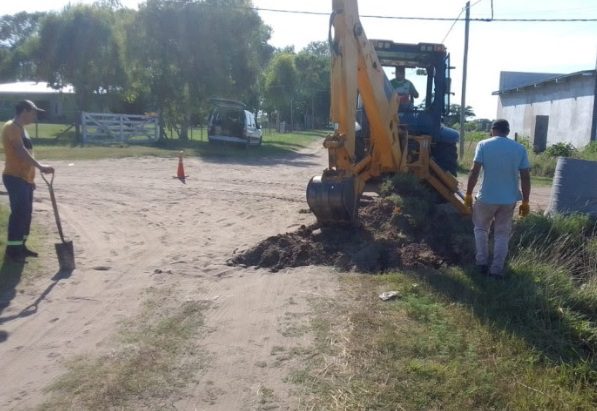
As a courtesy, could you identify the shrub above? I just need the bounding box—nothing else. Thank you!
[545,142,577,158]
[529,153,557,178]
[584,142,597,153]
[465,131,487,142]
[517,135,532,151]
[580,142,597,161]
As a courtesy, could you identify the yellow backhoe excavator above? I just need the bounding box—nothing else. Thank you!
[307,0,469,224]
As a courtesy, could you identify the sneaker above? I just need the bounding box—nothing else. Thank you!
[476,264,488,275]
[22,246,38,258]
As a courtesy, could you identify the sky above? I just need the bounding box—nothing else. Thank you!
[2,0,596,119]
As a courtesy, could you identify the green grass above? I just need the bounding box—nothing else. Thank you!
[1,123,325,161]
[294,275,596,409]
[292,213,597,409]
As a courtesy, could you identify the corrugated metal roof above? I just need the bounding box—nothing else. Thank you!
[0,81,74,94]
[493,70,596,95]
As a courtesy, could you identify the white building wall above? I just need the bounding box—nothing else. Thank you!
[497,74,595,149]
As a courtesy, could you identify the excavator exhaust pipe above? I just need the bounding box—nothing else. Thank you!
[306,174,358,224]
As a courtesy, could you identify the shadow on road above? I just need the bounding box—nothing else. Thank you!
[0,260,25,313]
[0,261,73,341]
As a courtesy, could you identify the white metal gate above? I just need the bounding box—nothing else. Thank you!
[81,112,158,144]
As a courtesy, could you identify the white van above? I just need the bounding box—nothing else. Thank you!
[207,99,262,146]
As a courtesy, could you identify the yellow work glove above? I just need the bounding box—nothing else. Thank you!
[519,201,530,217]
[464,193,473,209]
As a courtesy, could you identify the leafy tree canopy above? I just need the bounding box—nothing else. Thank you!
[34,4,126,110]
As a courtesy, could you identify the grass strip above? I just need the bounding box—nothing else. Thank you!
[40,287,209,410]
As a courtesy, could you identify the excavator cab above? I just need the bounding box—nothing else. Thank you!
[371,40,460,175]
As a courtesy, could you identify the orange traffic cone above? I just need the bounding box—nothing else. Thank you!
[174,151,187,183]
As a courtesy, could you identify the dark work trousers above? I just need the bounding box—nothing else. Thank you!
[2,174,34,246]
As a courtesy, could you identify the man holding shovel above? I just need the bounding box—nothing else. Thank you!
[2,100,54,263]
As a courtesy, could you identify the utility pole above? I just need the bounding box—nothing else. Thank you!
[590,47,597,141]
[459,1,470,159]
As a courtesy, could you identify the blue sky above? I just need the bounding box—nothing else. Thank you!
[2,0,596,119]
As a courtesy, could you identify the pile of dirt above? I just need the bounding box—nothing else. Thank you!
[231,194,474,273]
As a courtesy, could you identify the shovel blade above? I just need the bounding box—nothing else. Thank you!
[55,241,75,272]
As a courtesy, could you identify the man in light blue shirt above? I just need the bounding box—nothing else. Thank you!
[464,119,531,278]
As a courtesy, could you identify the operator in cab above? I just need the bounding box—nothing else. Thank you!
[390,66,419,111]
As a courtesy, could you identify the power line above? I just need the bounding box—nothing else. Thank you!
[442,0,487,43]
[441,7,465,44]
[253,7,597,22]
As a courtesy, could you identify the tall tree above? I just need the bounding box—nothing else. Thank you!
[263,52,297,126]
[126,0,272,139]
[0,12,46,81]
[445,104,475,126]
[295,41,330,128]
[33,4,127,111]
[262,42,331,130]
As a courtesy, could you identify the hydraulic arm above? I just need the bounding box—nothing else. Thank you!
[306,0,469,224]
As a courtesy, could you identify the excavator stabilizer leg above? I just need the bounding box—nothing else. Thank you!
[306,174,358,224]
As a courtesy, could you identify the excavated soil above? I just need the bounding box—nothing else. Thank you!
[232,195,475,273]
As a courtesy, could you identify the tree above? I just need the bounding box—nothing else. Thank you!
[445,104,475,127]
[0,12,46,81]
[263,52,297,127]
[2,0,274,140]
[33,5,127,112]
[262,41,331,130]
[294,41,330,128]
[126,0,272,139]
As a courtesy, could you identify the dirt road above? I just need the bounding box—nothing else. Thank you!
[0,143,552,409]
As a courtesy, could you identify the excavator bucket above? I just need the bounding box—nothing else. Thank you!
[306,174,358,224]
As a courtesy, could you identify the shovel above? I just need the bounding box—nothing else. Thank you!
[41,172,75,272]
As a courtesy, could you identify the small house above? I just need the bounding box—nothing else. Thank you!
[493,70,597,151]
[0,81,76,123]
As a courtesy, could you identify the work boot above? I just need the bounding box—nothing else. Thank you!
[4,246,26,264]
[22,245,39,258]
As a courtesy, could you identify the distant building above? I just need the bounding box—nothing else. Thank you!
[0,81,76,123]
[493,70,597,152]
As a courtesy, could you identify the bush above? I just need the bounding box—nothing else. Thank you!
[583,141,597,154]
[529,153,557,178]
[517,135,532,151]
[580,142,597,161]
[464,131,487,142]
[545,142,577,158]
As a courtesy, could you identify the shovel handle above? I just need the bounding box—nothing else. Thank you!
[40,170,55,187]
[41,171,66,243]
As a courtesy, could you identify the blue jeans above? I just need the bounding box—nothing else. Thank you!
[2,174,34,246]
